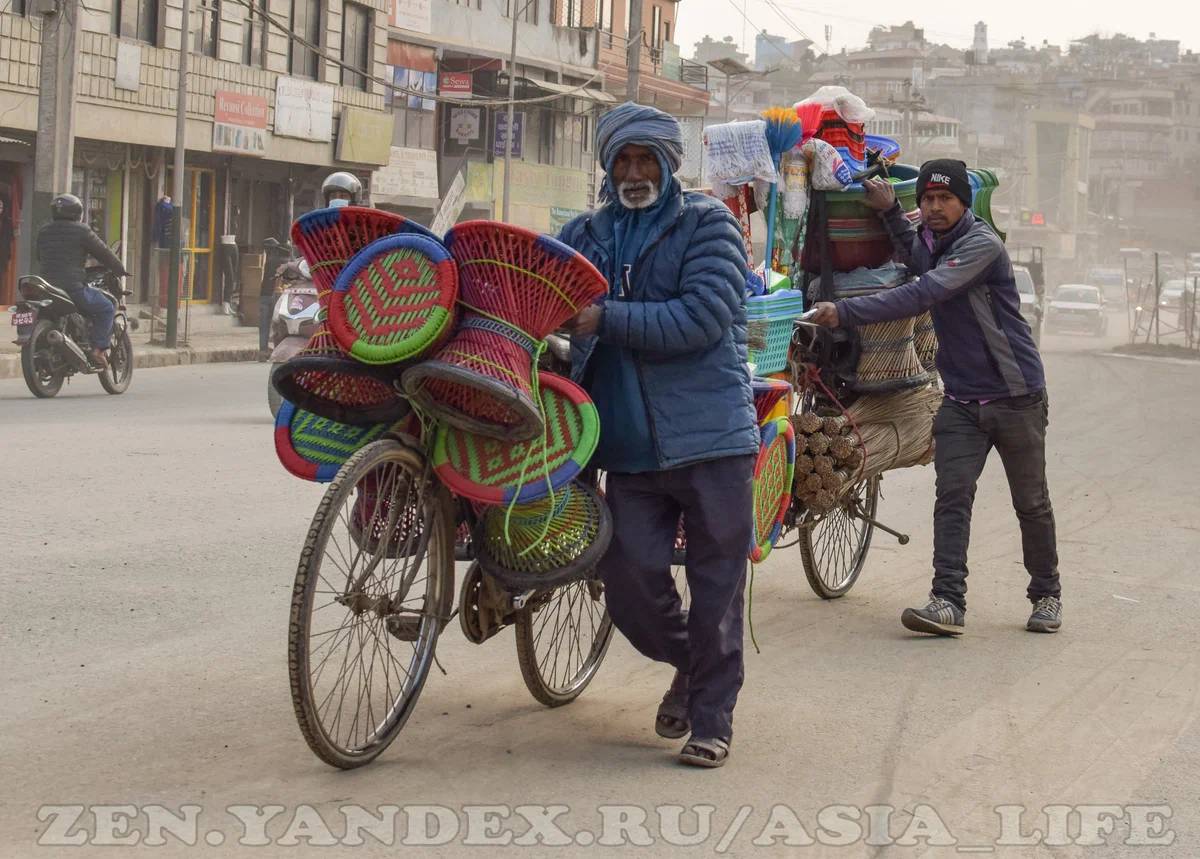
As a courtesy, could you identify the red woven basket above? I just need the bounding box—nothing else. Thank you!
[402,221,608,442]
[291,207,440,309]
[270,317,410,426]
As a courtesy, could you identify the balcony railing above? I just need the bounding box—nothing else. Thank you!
[601,31,707,89]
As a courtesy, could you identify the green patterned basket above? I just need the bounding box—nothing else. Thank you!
[433,372,598,505]
[329,234,458,365]
[474,480,612,591]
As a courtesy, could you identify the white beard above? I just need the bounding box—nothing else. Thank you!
[617,181,659,210]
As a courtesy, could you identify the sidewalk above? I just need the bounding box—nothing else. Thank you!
[1,308,262,381]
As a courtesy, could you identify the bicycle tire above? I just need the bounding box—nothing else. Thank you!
[514,578,614,707]
[289,439,454,769]
[798,476,879,599]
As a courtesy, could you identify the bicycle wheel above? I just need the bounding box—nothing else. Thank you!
[515,578,614,707]
[798,476,879,599]
[289,439,455,769]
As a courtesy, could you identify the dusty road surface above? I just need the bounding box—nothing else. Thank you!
[2,340,1198,859]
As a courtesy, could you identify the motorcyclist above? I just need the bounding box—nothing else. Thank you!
[321,172,362,208]
[258,173,362,357]
[36,193,129,366]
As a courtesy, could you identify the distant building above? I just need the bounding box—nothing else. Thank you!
[754,30,813,71]
[867,21,926,52]
[693,35,748,67]
[972,22,989,66]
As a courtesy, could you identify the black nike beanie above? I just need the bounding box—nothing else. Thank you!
[916,159,972,208]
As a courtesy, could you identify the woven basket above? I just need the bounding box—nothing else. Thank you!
[348,463,427,559]
[474,480,612,591]
[849,317,937,393]
[913,311,937,370]
[433,372,599,505]
[751,377,793,425]
[270,317,410,426]
[274,400,391,483]
[329,234,458,366]
[291,207,440,308]
[749,416,796,563]
[403,221,608,442]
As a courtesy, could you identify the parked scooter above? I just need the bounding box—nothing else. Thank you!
[266,251,319,418]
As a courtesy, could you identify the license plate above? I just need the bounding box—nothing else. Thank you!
[11,311,34,326]
[289,296,305,311]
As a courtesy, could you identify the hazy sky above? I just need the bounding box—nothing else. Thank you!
[677,0,1197,62]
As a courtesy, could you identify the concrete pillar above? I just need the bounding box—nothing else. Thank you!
[32,0,83,256]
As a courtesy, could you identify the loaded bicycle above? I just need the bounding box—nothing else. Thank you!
[273,210,620,769]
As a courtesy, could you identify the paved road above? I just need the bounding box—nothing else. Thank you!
[2,340,1198,858]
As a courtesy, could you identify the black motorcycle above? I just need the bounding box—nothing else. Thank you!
[12,258,137,398]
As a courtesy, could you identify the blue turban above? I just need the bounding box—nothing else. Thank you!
[595,102,683,203]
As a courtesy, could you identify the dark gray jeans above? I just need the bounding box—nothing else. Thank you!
[598,455,755,741]
[931,391,1059,612]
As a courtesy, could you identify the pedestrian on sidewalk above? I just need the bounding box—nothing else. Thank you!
[559,103,760,768]
[807,159,1061,636]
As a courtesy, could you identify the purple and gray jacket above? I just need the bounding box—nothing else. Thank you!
[837,203,1045,402]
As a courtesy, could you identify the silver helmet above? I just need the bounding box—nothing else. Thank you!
[321,171,362,208]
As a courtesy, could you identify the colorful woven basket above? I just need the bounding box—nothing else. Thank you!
[432,372,599,505]
[751,377,793,425]
[274,400,391,483]
[270,317,410,426]
[749,416,796,563]
[402,221,608,442]
[348,461,428,559]
[329,234,458,366]
[291,207,440,307]
[474,480,612,590]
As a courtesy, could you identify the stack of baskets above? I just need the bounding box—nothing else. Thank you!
[271,207,613,592]
[747,288,807,375]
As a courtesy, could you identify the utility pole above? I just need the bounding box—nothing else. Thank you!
[166,0,192,348]
[32,0,82,249]
[500,3,518,223]
[626,0,643,103]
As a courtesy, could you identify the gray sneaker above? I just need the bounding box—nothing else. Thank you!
[1027,596,1062,633]
[901,593,965,636]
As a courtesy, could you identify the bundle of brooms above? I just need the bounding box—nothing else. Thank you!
[790,384,940,515]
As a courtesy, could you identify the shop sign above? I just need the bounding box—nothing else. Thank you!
[372,146,439,200]
[336,107,393,166]
[440,73,473,97]
[429,172,467,236]
[549,206,584,233]
[450,108,481,143]
[388,0,432,34]
[491,163,590,211]
[493,112,524,158]
[465,162,494,203]
[274,77,334,142]
[212,89,268,157]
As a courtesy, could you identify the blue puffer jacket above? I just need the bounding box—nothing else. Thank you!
[558,183,760,470]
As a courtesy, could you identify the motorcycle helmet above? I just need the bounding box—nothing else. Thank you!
[321,172,362,208]
[51,193,84,222]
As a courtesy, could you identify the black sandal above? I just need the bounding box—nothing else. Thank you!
[655,670,690,739]
[679,736,730,768]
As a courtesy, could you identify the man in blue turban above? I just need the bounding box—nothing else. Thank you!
[559,103,759,768]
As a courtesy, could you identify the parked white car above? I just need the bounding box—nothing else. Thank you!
[1013,265,1042,346]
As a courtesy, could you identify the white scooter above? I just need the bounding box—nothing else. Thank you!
[267,257,319,418]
